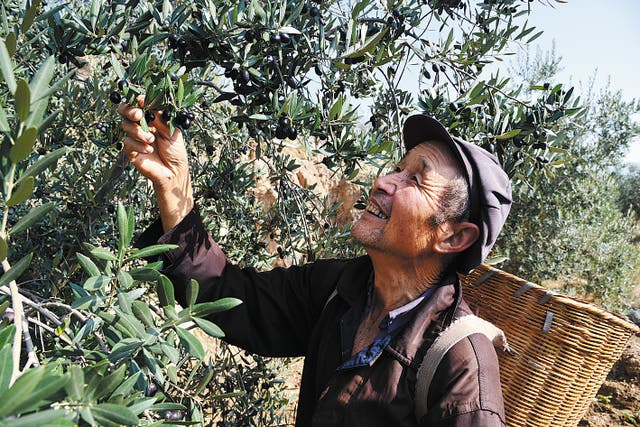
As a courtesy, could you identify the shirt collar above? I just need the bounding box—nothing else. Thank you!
[364,280,438,334]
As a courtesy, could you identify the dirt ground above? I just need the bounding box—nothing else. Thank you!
[579,333,640,426]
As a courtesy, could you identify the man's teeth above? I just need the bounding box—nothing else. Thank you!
[365,204,388,219]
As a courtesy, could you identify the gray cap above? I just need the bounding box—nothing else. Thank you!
[403,114,512,273]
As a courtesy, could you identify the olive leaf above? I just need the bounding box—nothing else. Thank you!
[0,39,16,94]
[157,274,175,307]
[4,33,16,57]
[10,127,38,163]
[14,78,31,123]
[6,176,34,207]
[0,237,7,262]
[0,106,9,133]
[175,327,205,360]
[15,147,67,186]
[20,0,42,33]
[9,202,54,235]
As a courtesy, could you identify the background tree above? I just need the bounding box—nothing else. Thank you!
[491,47,640,310]
[617,164,640,220]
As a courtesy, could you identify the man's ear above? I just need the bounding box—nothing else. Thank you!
[434,221,480,255]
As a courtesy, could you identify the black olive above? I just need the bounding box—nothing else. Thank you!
[145,382,158,397]
[536,156,549,164]
[144,110,155,123]
[245,29,257,42]
[274,126,287,139]
[162,109,173,123]
[239,69,251,84]
[109,91,122,104]
[278,116,290,128]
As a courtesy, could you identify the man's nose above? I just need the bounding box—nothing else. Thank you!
[372,172,400,195]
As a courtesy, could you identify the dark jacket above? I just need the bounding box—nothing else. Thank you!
[138,208,506,426]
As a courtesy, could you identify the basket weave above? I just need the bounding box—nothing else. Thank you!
[460,264,639,427]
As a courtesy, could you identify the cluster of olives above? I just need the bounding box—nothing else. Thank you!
[163,410,184,420]
[263,30,291,45]
[108,80,130,104]
[531,130,548,150]
[164,32,216,71]
[225,67,252,94]
[96,122,110,134]
[109,92,196,131]
[301,4,321,17]
[160,109,195,130]
[424,63,447,80]
[536,155,549,164]
[273,116,297,140]
[174,109,195,129]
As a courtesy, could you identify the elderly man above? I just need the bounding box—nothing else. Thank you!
[121,103,511,426]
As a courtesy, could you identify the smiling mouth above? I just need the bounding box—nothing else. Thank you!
[365,202,389,220]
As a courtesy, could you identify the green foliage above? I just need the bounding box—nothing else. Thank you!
[492,52,640,311]
[495,169,640,310]
[0,205,244,424]
[617,164,640,219]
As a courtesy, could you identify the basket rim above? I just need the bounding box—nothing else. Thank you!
[463,264,640,334]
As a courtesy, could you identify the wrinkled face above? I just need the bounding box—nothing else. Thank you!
[351,141,464,259]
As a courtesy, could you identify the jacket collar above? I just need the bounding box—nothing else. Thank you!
[335,255,372,304]
[334,255,463,367]
[386,280,461,368]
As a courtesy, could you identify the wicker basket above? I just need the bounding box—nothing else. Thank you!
[460,264,639,427]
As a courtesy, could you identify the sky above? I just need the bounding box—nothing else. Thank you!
[523,0,640,164]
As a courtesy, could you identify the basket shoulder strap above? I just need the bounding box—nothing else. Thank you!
[414,315,507,422]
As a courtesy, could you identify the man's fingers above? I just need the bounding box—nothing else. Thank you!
[121,119,156,144]
[136,94,146,108]
[123,136,154,156]
[117,102,144,122]
[153,114,183,142]
[151,111,171,136]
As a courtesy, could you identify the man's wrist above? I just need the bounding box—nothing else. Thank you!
[155,186,194,232]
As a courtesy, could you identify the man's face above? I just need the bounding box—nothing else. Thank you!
[351,140,464,259]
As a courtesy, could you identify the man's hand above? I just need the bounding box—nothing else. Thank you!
[119,97,194,232]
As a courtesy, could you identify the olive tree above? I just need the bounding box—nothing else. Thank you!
[492,48,640,310]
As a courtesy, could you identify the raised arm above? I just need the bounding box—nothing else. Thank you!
[118,98,193,232]
[118,98,343,356]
